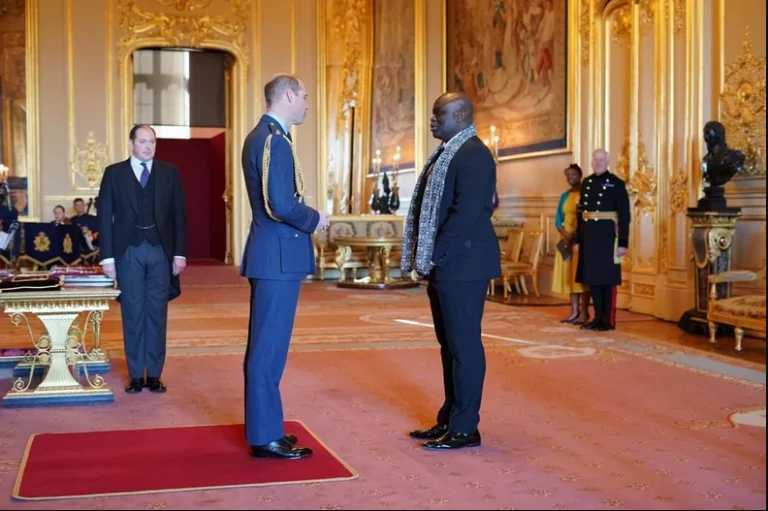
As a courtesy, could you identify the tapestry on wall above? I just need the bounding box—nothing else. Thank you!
[445,0,568,158]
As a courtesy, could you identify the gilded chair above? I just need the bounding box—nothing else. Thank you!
[707,265,766,353]
[502,229,545,298]
[488,226,525,296]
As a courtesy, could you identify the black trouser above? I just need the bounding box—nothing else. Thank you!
[116,241,171,379]
[427,280,488,434]
[590,285,617,328]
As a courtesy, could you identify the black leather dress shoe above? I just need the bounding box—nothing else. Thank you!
[125,378,144,393]
[284,434,297,445]
[580,320,597,330]
[409,424,448,440]
[591,323,611,332]
[146,377,167,393]
[423,431,481,450]
[251,438,312,460]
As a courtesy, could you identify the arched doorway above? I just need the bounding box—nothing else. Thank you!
[131,47,230,263]
[118,43,247,266]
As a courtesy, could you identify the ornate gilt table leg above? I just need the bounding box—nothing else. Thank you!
[333,236,419,290]
[34,312,84,391]
[381,245,392,284]
[85,310,111,373]
[335,245,351,282]
[366,246,383,284]
[0,289,119,408]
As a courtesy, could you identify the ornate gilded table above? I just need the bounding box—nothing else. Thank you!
[0,287,120,407]
[333,236,418,290]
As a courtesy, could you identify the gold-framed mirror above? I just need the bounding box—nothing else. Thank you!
[0,0,40,220]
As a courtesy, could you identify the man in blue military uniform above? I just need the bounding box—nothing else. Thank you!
[240,74,330,460]
[575,149,631,331]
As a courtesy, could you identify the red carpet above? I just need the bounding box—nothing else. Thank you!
[13,421,357,500]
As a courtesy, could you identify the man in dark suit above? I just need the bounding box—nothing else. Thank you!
[575,149,631,331]
[241,74,330,460]
[98,124,188,394]
[402,92,501,450]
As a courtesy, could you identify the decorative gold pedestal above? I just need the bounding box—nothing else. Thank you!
[334,236,418,290]
[0,288,121,408]
[678,210,741,335]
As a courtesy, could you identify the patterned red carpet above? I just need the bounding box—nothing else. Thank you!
[14,422,356,500]
[0,265,764,509]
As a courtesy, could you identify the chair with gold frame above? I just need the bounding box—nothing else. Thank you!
[707,265,766,353]
[488,226,525,296]
[502,229,545,298]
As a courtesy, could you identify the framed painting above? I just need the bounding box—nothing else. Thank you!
[444,0,568,160]
[369,0,417,174]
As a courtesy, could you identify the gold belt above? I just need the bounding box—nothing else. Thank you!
[582,211,623,264]
[583,211,618,222]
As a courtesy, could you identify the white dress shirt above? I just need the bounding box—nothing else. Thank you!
[130,155,153,182]
[100,156,186,266]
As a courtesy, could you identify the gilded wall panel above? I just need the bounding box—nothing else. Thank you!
[318,0,372,215]
[0,0,39,220]
[717,0,767,297]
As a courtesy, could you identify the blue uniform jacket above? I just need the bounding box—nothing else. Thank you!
[240,115,320,280]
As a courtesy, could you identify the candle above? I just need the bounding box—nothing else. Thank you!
[392,146,401,184]
[490,125,499,159]
[373,149,382,179]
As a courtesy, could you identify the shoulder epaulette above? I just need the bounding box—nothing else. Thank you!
[267,122,284,137]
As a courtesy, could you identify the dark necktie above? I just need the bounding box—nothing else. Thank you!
[140,162,149,188]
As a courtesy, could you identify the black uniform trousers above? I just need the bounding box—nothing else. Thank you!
[590,285,617,329]
[578,219,621,329]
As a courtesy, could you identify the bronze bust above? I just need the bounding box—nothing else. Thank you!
[701,120,744,187]
[695,121,744,212]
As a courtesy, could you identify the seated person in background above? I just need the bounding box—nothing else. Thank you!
[71,197,94,220]
[552,163,590,324]
[70,197,99,251]
[52,205,70,225]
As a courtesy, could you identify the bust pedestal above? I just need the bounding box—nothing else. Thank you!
[678,203,741,335]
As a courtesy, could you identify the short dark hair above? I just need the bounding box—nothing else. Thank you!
[74,197,84,204]
[129,124,156,141]
[54,205,65,213]
[565,163,582,176]
[264,74,303,107]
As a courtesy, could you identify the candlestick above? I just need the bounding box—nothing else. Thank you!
[392,146,401,186]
